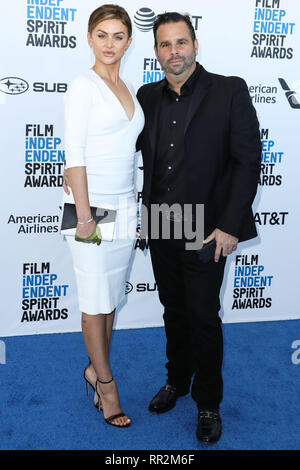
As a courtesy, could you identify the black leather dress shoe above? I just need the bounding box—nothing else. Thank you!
[149,384,184,413]
[196,409,222,444]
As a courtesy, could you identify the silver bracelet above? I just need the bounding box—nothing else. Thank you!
[77,217,93,225]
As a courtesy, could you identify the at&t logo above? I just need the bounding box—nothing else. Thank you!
[134,8,156,32]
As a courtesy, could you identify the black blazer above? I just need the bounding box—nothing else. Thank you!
[136,65,261,242]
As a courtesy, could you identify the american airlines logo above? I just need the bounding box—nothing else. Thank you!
[278,79,300,109]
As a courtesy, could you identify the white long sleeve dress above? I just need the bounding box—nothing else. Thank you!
[63,70,144,314]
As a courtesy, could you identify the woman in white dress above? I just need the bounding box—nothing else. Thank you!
[63,5,144,427]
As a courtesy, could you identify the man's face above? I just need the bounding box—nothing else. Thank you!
[154,21,198,76]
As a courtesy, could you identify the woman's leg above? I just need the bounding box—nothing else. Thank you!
[105,308,116,349]
[82,311,130,426]
[84,310,115,404]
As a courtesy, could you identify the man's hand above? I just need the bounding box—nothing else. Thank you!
[63,168,70,195]
[203,229,238,262]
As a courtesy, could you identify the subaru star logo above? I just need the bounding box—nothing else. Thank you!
[134,8,156,32]
[125,282,133,294]
[0,77,29,95]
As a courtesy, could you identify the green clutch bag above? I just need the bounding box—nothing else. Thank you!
[75,224,102,246]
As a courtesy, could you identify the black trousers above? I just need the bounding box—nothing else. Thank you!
[149,233,226,409]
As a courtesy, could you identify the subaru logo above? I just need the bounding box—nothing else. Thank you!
[125,282,133,294]
[0,77,29,95]
[134,8,156,32]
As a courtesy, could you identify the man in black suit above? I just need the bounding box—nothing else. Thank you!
[136,12,261,444]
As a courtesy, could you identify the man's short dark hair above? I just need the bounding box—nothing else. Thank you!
[153,12,196,47]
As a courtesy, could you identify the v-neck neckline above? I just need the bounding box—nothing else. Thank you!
[90,69,136,122]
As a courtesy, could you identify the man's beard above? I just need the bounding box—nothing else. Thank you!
[160,50,196,76]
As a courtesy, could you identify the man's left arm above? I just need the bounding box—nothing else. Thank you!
[205,77,261,261]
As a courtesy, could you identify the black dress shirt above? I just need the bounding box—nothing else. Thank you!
[151,62,201,208]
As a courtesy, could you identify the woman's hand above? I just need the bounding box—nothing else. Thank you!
[75,220,102,246]
[64,167,100,244]
[63,169,71,195]
[75,219,96,239]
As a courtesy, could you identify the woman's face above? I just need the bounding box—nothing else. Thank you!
[88,19,131,66]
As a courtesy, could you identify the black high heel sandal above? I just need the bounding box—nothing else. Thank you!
[83,362,102,410]
[95,377,131,428]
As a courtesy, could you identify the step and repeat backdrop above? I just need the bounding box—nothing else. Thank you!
[0,0,299,337]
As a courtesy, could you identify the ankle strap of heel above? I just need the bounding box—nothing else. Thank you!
[97,377,113,384]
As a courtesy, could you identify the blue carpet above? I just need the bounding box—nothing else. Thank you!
[0,320,299,450]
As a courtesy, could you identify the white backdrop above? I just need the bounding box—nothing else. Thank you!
[0,0,299,337]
